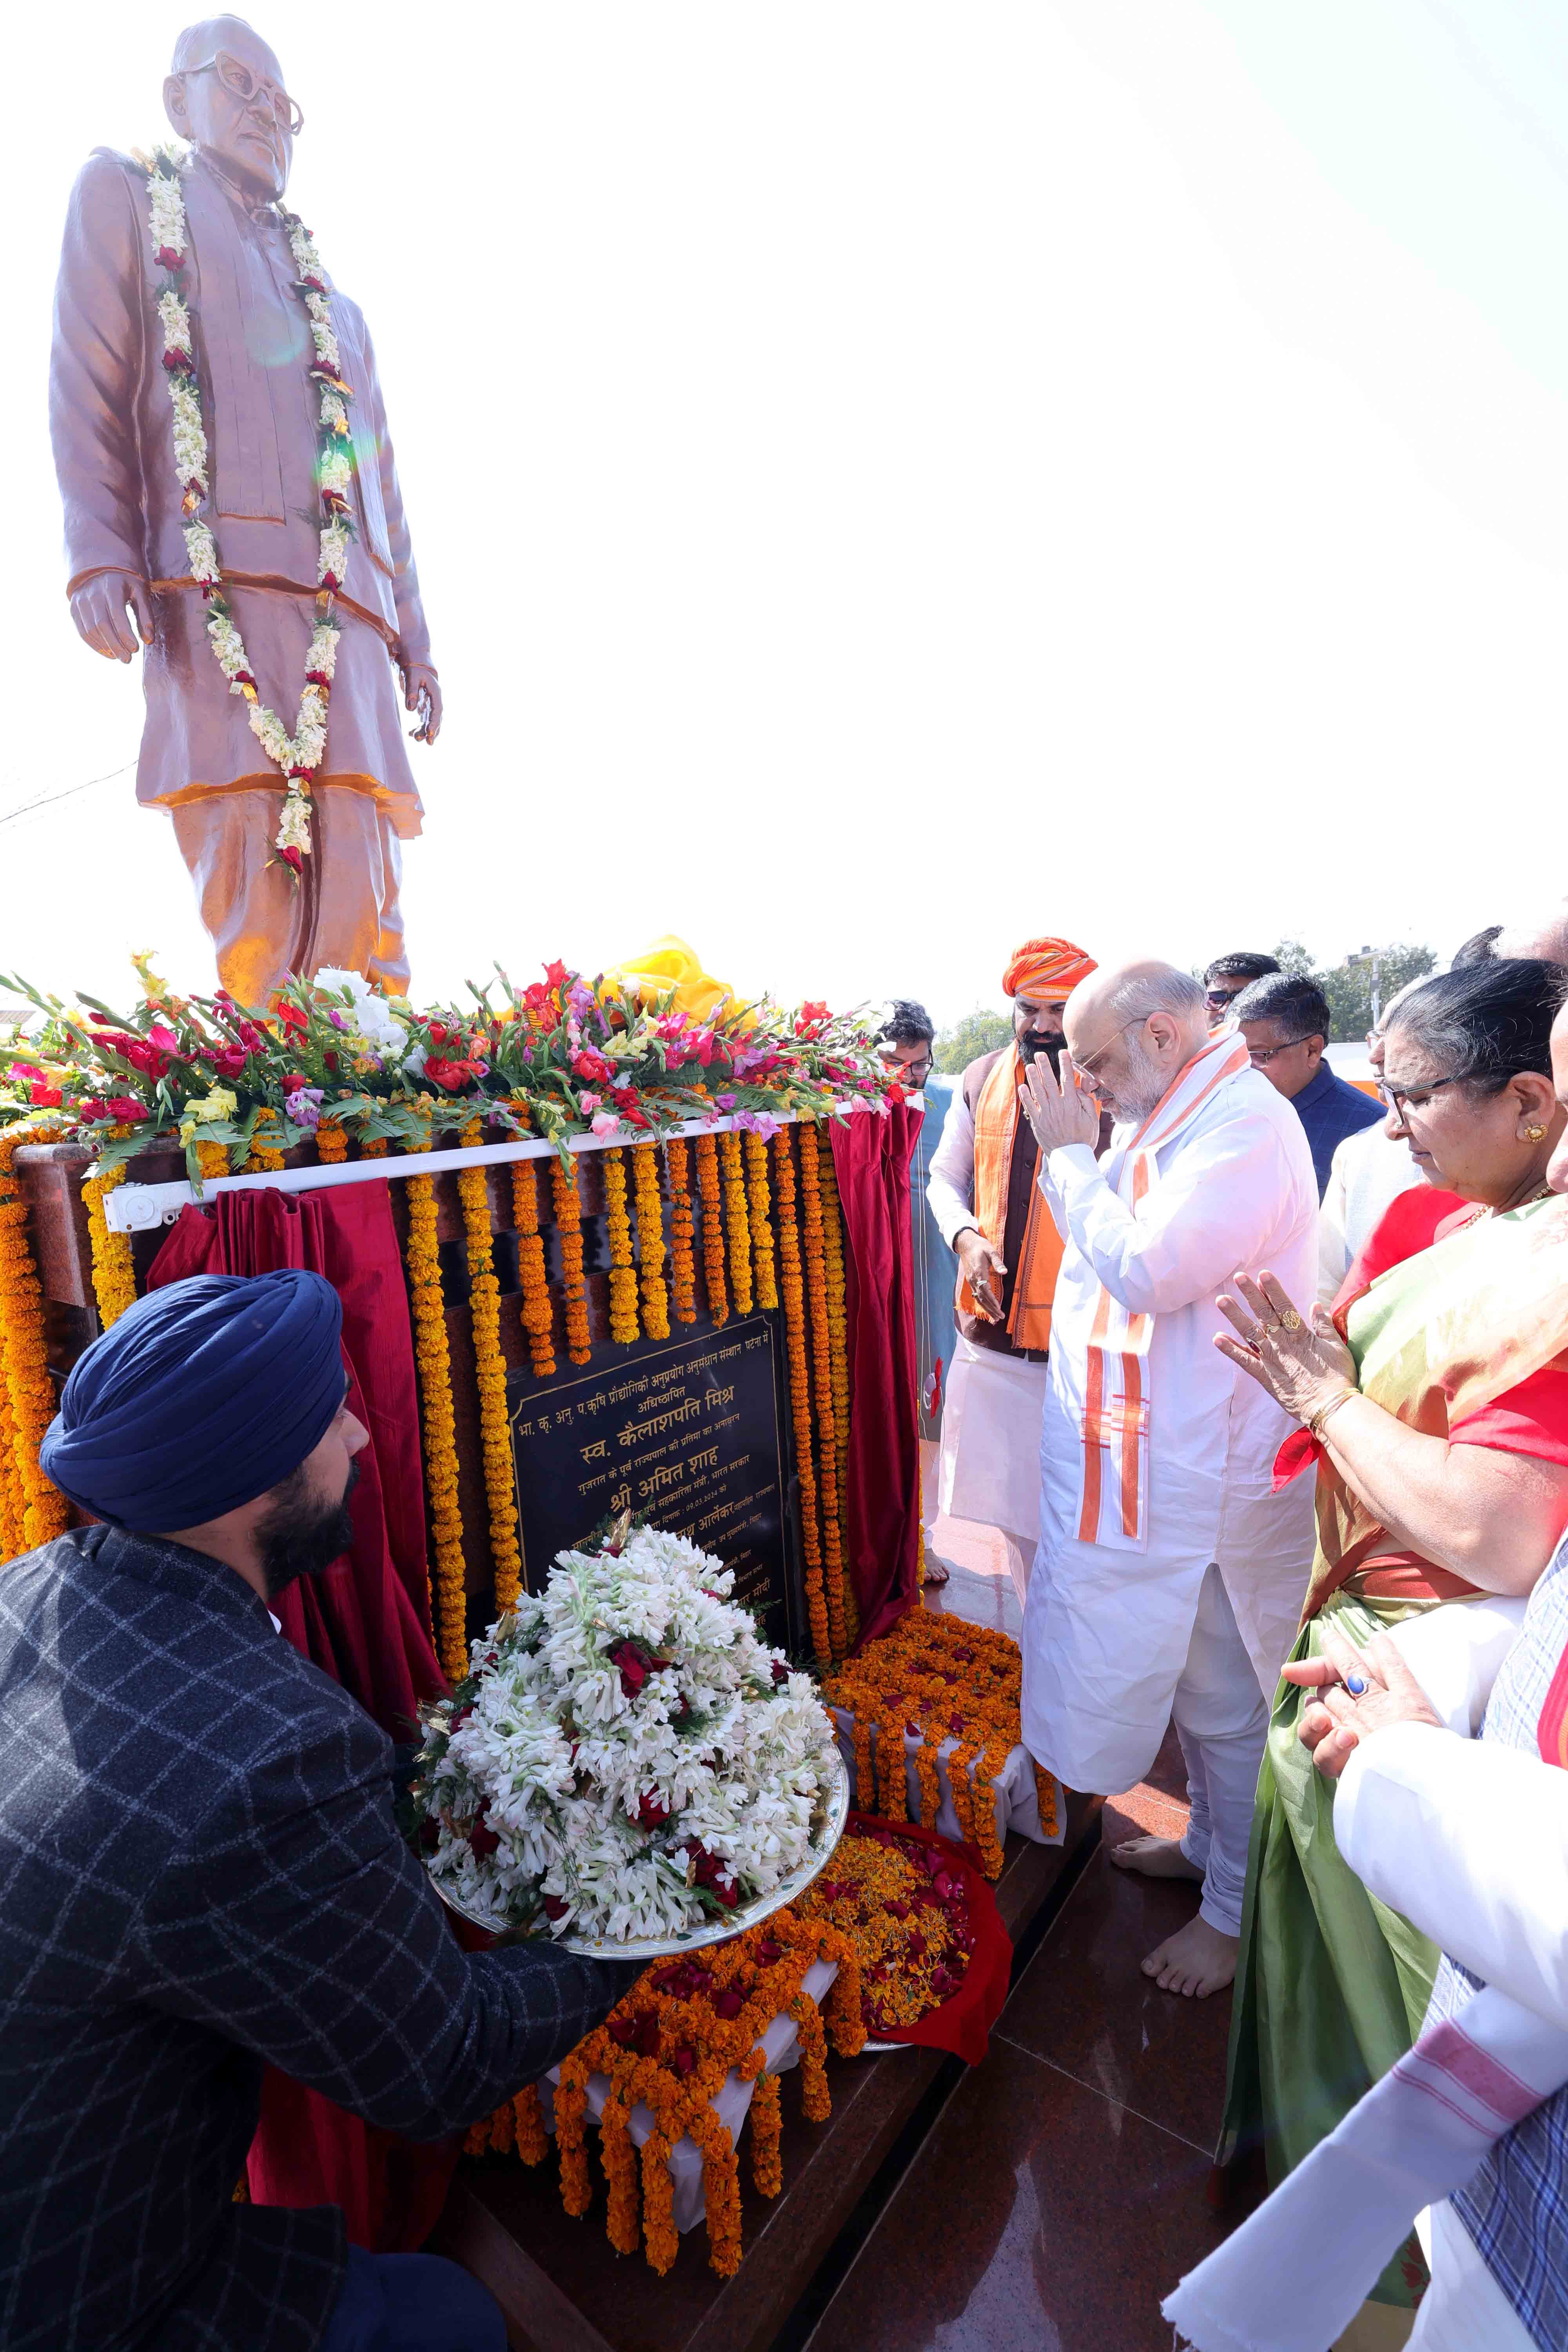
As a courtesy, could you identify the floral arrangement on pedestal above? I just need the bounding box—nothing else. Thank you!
[410,1520,839,1944]
[821,1612,1060,1878]
[797,1819,975,2035]
[463,1907,865,2276]
[0,950,905,1184]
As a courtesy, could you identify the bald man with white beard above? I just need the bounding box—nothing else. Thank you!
[1016,964,1318,1999]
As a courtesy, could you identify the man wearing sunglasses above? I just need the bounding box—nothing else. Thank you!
[1203,951,1280,1028]
[50,15,443,1003]
[1232,971,1381,1200]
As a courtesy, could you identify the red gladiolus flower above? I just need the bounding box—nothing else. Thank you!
[572,1046,613,1085]
[212,1045,249,1079]
[271,999,308,1031]
[544,960,570,990]
[28,1082,64,1107]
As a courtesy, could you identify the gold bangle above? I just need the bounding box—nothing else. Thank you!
[1308,1388,1356,1441]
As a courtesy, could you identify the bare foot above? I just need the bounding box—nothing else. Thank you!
[921,1553,952,1588]
[1140,1915,1238,1999]
[1109,1833,1203,1884]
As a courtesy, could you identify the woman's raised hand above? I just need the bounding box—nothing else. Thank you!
[1214,1269,1357,1425]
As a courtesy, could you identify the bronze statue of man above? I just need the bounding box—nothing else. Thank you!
[50,15,440,1002]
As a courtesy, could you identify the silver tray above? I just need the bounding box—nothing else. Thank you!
[433,1746,851,1959]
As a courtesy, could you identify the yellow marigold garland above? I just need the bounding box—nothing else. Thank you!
[666,1140,697,1324]
[719,1132,753,1317]
[314,1120,348,1163]
[748,2071,782,2198]
[457,1122,523,1615]
[602,1149,639,1345]
[822,1612,1049,1879]
[551,1157,592,1365]
[695,1134,728,1326]
[402,1153,469,1679]
[797,1124,847,1663]
[632,1142,670,1340]
[817,1144,854,1610]
[0,1127,71,1552]
[773,1131,828,1666]
[81,1125,139,1336]
[245,1108,286,1172]
[743,1130,778,1311]
[510,1160,555,1377]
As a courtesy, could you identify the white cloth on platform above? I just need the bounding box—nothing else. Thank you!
[1022,1051,1318,1798]
[935,1331,1049,1564]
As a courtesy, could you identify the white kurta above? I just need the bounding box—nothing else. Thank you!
[1021,1061,1318,1792]
[1338,1723,1568,2352]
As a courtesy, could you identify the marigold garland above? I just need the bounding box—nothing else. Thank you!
[245,1108,286,1172]
[773,1131,828,1667]
[817,1145,855,1642]
[796,1125,847,1663]
[719,1132,753,1318]
[695,1134,728,1327]
[743,1131,778,1311]
[314,1120,348,1164]
[510,1159,556,1377]
[602,1149,640,1345]
[822,1612,1052,1879]
[666,1140,697,1324]
[194,1138,228,1185]
[748,2071,782,2198]
[457,1122,523,1615]
[402,1156,468,1679]
[534,1907,860,2277]
[632,1142,670,1340]
[550,1157,592,1365]
[80,1125,139,1337]
[0,1126,71,1552]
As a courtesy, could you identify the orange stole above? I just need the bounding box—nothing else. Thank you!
[959,1047,1064,1351]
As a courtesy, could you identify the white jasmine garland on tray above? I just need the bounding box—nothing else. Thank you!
[410,1520,837,1944]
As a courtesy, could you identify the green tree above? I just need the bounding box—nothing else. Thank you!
[1316,942,1436,1043]
[934,1006,1012,1074]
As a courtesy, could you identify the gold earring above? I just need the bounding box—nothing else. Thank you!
[1526,1125,1547,1142]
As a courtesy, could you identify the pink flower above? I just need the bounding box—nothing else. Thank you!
[590,1110,620,1138]
[577,1091,601,1114]
[715,1091,737,1112]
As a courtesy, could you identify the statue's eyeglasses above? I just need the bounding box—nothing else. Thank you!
[185,53,304,137]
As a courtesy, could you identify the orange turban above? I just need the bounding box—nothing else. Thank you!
[1002,935,1097,1002]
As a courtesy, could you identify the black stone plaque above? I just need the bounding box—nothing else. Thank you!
[507,1316,791,1649]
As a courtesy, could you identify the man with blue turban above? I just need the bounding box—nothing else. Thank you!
[1,1271,638,2352]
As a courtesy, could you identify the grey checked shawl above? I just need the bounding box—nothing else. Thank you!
[1425,1539,1568,2350]
[0,1525,638,2352]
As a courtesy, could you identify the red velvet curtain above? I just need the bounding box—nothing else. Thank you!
[147,1181,454,2250]
[829,1104,921,1645]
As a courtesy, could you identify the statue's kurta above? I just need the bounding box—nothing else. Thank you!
[51,148,432,998]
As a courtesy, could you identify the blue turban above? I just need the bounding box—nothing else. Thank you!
[40,1270,346,1533]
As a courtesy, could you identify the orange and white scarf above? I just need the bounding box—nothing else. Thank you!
[1077,1031,1250,1548]
[961,1046,1065,1351]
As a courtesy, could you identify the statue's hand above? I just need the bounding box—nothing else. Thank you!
[403,661,443,744]
[70,573,155,663]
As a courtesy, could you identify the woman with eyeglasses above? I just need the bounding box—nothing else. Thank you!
[1213,956,1568,2329]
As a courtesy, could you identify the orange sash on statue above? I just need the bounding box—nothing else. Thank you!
[959,1046,1064,1351]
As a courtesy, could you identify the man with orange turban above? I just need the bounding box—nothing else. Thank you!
[925,936,1101,1607]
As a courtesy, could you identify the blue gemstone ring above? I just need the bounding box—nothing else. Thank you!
[1344,1671,1368,1697]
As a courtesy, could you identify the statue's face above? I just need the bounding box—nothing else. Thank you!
[163,25,297,201]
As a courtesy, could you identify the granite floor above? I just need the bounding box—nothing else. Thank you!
[810,1460,1242,2350]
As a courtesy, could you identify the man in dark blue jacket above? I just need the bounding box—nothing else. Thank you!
[0,1270,638,2352]
[1232,970,1383,1198]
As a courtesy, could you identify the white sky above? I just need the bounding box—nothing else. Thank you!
[4,1,1567,1029]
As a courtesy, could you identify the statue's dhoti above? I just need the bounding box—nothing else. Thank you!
[142,582,423,1003]
[170,784,410,1006]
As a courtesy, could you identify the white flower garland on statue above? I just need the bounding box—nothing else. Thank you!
[142,146,352,876]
